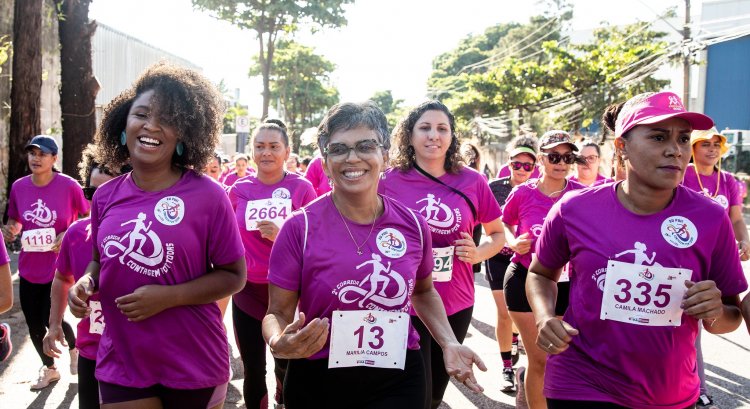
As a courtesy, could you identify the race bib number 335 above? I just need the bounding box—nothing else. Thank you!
[600,260,689,326]
[328,310,409,370]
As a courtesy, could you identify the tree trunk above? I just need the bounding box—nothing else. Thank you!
[57,0,98,179]
[8,0,43,189]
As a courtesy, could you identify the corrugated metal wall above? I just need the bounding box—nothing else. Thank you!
[704,34,750,130]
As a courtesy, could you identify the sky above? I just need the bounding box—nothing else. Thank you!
[88,0,698,117]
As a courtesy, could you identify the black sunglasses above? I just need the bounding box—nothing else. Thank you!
[510,161,535,172]
[541,152,577,165]
[83,186,97,200]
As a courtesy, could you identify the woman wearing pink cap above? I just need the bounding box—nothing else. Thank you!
[229,119,316,409]
[66,63,246,409]
[3,134,89,389]
[528,92,747,409]
[501,129,584,408]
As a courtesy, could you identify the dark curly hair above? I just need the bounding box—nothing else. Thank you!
[93,62,225,173]
[390,100,462,173]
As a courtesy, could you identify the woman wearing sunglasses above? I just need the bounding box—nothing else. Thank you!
[486,135,538,392]
[527,92,746,409]
[569,139,611,187]
[501,130,584,408]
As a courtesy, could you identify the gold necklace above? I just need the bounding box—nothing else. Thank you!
[691,163,721,198]
[333,196,379,256]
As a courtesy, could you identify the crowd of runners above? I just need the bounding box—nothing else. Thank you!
[1,62,750,409]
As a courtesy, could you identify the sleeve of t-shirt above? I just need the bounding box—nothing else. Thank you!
[90,194,102,255]
[707,212,748,296]
[55,228,74,277]
[500,186,521,225]
[476,176,502,224]
[268,213,305,291]
[71,182,90,217]
[0,239,9,266]
[726,173,742,207]
[534,199,571,270]
[300,183,317,207]
[6,180,20,222]
[207,190,245,266]
[227,185,239,210]
[415,212,433,280]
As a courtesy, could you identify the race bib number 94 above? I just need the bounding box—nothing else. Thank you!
[600,260,689,326]
[245,198,292,231]
[21,228,56,252]
[432,246,454,282]
[329,310,408,370]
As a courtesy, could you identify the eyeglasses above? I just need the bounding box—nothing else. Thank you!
[510,161,535,172]
[541,152,577,165]
[579,155,599,164]
[83,186,97,200]
[324,139,383,159]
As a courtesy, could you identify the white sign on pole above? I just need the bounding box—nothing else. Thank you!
[236,116,250,133]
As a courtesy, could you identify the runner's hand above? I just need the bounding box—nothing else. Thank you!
[739,241,750,262]
[454,232,480,264]
[269,312,329,359]
[42,326,67,358]
[51,231,66,252]
[68,276,95,318]
[1,222,20,242]
[115,285,173,322]
[442,342,486,393]
[509,232,532,255]
[257,221,280,242]
[536,316,578,354]
[682,280,722,320]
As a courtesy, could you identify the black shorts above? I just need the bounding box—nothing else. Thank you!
[98,381,227,408]
[485,253,512,291]
[503,262,570,315]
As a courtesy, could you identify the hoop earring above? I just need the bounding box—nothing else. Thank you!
[176,142,184,156]
[120,131,127,146]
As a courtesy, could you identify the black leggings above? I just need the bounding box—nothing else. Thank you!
[547,398,696,409]
[412,306,473,409]
[78,355,99,409]
[232,301,287,409]
[19,277,75,367]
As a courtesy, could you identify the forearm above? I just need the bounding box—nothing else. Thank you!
[262,309,293,345]
[526,271,558,323]
[82,260,101,291]
[169,265,246,308]
[742,294,750,334]
[503,223,516,245]
[0,264,12,313]
[732,218,750,244]
[475,232,504,262]
[49,273,74,327]
[411,287,459,348]
[704,302,743,334]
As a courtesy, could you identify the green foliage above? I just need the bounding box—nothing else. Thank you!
[224,103,250,134]
[369,90,404,130]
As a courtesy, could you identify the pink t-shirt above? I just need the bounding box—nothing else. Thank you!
[55,218,101,360]
[7,173,89,283]
[222,168,256,187]
[91,171,245,389]
[269,194,433,360]
[501,178,584,268]
[228,172,316,283]
[378,166,501,316]
[681,166,741,212]
[304,156,332,197]
[497,164,541,179]
[536,183,747,409]
[568,173,611,187]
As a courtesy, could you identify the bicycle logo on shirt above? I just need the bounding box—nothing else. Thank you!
[332,253,411,310]
[102,212,175,277]
[23,199,57,227]
[416,193,462,234]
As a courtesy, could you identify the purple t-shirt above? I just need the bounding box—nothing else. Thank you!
[0,240,9,266]
[536,183,747,408]
[56,218,101,360]
[223,169,255,187]
[682,166,741,212]
[497,164,541,179]
[569,173,611,187]
[269,194,433,360]
[229,172,316,283]
[304,156,332,197]
[91,171,245,389]
[7,173,89,283]
[379,166,501,316]
[501,178,584,268]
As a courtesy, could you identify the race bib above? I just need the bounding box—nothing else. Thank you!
[21,228,56,252]
[245,198,292,231]
[88,300,105,335]
[329,310,409,370]
[432,246,454,282]
[600,260,689,326]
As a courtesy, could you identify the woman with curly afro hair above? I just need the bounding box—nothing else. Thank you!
[67,63,247,409]
[378,100,505,409]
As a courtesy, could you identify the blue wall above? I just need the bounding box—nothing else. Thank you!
[704,35,750,130]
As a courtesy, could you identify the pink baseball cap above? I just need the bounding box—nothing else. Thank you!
[615,92,713,137]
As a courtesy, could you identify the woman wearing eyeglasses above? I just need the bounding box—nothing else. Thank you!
[569,139,611,187]
[486,135,538,392]
[501,130,584,408]
[378,100,504,409]
[229,120,316,409]
[263,102,485,408]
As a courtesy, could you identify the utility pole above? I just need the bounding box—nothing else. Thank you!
[683,0,691,108]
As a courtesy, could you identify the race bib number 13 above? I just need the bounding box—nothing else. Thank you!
[600,260,689,327]
[245,198,292,231]
[329,310,408,370]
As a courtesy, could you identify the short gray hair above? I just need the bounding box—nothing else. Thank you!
[317,101,390,156]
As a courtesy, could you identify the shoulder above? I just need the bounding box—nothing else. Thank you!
[66,218,91,236]
[11,175,31,189]
[286,172,314,188]
[54,172,81,187]
[676,184,725,214]
[557,182,613,210]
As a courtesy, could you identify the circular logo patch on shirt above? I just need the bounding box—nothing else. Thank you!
[530,223,544,238]
[660,216,698,249]
[376,228,407,259]
[154,196,185,226]
[713,194,729,209]
[272,187,291,199]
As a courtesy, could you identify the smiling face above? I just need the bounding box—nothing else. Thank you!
[693,135,723,168]
[253,129,289,177]
[619,117,692,191]
[410,110,453,165]
[26,148,56,175]
[125,89,179,170]
[323,126,386,197]
[509,152,535,185]
[576,145,601,182]
[204,156,222,181]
